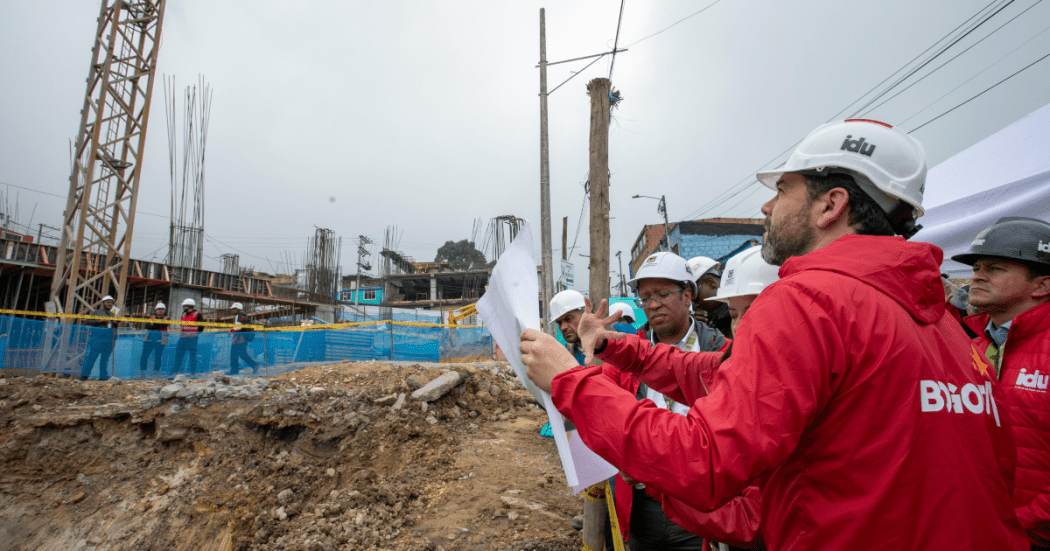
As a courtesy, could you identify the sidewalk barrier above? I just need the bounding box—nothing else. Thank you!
[0,313,492,380]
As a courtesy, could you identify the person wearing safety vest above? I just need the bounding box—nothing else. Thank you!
[174,298,204,376]
[80,295,118,380]
[229,302,258,375]
[140,302,169,377]
[521,119,1027,549]
[953,217,1050,550]
[687,257,732,338]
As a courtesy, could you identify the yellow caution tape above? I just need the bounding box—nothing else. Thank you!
[0,309,484,331]
[604,479,626,551]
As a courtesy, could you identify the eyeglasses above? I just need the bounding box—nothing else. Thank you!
[634,288,686,308]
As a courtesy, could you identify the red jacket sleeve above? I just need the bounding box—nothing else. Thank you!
[1017,487,1050,545]
[597,334,723,405]
[551,282,843,512]
[649,484,763,548]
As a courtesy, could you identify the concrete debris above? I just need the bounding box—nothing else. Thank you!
[391,393,407,411]
[410,371,464,402]
[373,393,398,407]
[277,489,294,504]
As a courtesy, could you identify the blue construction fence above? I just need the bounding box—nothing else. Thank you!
[0,315,492,380]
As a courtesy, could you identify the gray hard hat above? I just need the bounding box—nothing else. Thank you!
[951,217,1050,270]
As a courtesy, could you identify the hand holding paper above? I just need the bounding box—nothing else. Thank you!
[519,329,578,394]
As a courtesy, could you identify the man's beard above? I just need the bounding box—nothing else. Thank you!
[762,206,815,266]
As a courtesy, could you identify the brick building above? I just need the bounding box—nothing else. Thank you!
[629,218,764,278]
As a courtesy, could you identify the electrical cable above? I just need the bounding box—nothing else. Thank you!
[623,0,722,48]
[860,0,1045,118]
[848,0,1018,118]
[676,0,1019,222]
[609,0,626,80]
[896,24,1050,127]
[568,177,589,259]
[823,0,1003,123]
[908,49,1050,133]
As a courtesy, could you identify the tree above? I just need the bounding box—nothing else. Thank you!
[434,240,487,271]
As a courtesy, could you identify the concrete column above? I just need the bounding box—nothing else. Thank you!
[430,275,437,301]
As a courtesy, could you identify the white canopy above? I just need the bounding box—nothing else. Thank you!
[914,102,1050,277]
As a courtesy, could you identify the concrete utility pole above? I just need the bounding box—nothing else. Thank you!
[586,78,612,308]
[538,8,555,333]
[562,216,568,261]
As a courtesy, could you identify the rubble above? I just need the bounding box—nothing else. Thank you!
[0,360,581,550]
[410,371,464,402]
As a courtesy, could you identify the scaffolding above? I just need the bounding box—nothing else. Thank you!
[50,0,168,316]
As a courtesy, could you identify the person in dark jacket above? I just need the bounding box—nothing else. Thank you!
[80,295,118,380]
[229,302,258,375]
[687,256,732,338]
[140,302,169,377]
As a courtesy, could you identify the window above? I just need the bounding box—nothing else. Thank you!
[363,289,377,301]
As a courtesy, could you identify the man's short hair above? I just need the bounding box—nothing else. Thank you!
[803,172,894,237]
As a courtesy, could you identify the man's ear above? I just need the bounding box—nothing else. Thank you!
[1031,274,1050,300]
[812,187,851,230]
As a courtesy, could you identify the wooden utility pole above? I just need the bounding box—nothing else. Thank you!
[586,78,611,307]
[581,76,613,551]
[562,216,568,261]
[538,8,555,333]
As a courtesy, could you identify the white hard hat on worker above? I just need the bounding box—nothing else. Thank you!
[714,246,780,336]
[756,119,926,237]
[628,252,698,295]
[549,289,586,344]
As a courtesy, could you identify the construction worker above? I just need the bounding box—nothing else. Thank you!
[601,251,726,551]
[521,119,1027,549]
[687,256,732,337]
[608,302,637,328]
[140,302,169,377]
[952,217,1050,550]
[174,298,204,376]
[229,302,258,375]
[643,246,775,550]
[550,290,589,365]
[80,295,118,380]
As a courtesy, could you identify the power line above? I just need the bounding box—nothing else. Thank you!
[0,178,169,219]
[676,0,1021,222]
[848,0,1018,118]
[908,49,1050,134]
[609,0,626,80]
[860,0,1045,118]
[623,0,722,48]
[896,23,1050,127]
[568,177,589,259]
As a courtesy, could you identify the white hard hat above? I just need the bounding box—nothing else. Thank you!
[102,295,114,302]
[714,246,780,302]
[549,289,586,327]
[756,119,927,218]
[627,251,698,295]
[155,302,166,310]
[609,302,636,323]
[182,298,196,307]
[686,256,721,283]
[231,302,244,310]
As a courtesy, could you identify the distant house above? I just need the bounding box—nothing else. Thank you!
[340,286,383,304]
[630,218,764,277]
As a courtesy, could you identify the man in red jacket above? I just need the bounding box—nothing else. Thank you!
[953,217,1050,550]
[521,120,1027,550]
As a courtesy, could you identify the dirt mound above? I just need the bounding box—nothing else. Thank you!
[0,362,583,550]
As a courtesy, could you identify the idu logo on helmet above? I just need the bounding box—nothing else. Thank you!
[840,135,876,157]
[1039,241,1050,253]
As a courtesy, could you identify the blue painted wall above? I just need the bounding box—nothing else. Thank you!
[670,228,763,263]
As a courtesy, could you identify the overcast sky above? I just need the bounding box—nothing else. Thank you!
[1,0,1048,291]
